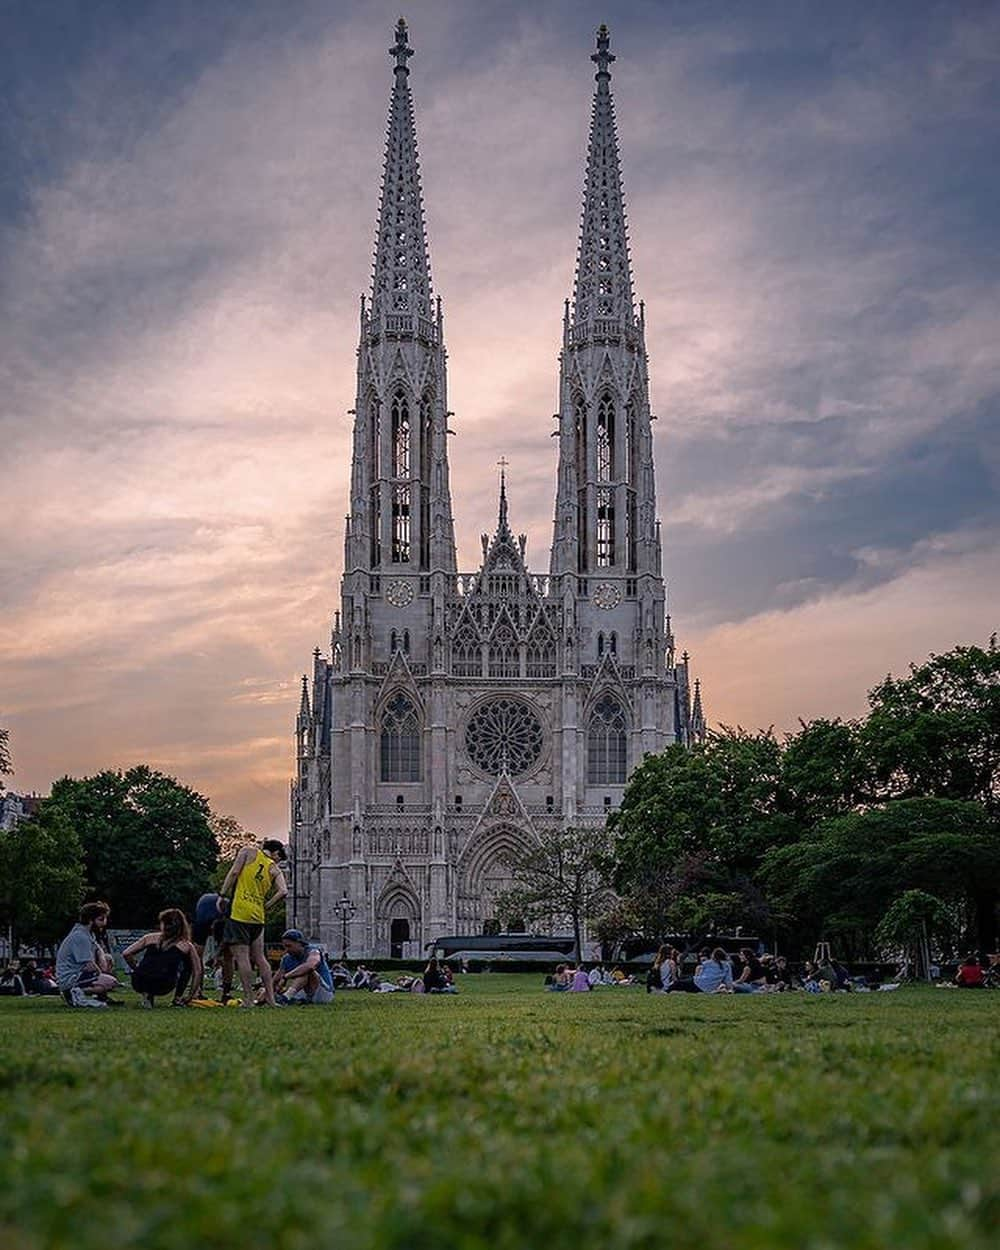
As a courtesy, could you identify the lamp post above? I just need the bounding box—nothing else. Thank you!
[336,892,357,960]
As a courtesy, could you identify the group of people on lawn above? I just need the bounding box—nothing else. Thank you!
[53,839,335,1010]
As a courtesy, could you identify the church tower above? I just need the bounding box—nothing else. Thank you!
[290,23,703,957]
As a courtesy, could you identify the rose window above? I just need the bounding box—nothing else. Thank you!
[465,698,544,778]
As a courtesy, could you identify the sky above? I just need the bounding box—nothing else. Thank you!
[1,0,998,835]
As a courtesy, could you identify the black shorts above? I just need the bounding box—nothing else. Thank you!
[222,918,264,947]
[192,917,226,947]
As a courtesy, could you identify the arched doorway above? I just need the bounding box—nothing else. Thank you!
[457,823,535,935]
[390,917,411,959]
[375,879,421,958]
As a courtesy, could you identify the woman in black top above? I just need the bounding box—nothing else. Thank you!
[422,958,446,993]
[122,909,201,1007]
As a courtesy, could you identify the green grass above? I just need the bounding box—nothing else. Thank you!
[0,978,997,1250]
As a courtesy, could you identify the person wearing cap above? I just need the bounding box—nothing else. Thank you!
[219,839,288,1008]
[274,930,335,1005]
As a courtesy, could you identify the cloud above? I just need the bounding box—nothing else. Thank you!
[2,0,998,832]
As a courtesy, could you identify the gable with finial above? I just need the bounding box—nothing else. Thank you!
[585,651,630,712]
[376,648,423,710]
[468,771,535,837]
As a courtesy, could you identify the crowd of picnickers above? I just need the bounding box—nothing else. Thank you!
[537,946,1000,995]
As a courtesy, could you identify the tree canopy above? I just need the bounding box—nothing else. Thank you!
[0,804,85,951]
[606,638,1000,955]
[46,766,219,927]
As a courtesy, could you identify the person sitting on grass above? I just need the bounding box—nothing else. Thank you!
[218,839,288,1009]
[273,929,334,1005]
[122,909,201,1008]
[569,966,592,992]
[0,963,26,996]
[646,946,675,994]
[548,963,571,991]
[669,947,754,994]
[954,955,985,988]
[735,947,767,990]
[422,958,457,993]
[56,901,123,1008]
[22,959,59,996]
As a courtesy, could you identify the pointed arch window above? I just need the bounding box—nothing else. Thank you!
[392,392,411,478]
[453,625,482,678]
[588,695,627,785]
[596,488,615,566]
[489,621,520,679]
[526,628,556,678]
[574,395,588,573]
[380,693,421,783]
[597,395,614,481]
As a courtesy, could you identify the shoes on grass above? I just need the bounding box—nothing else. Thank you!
[65,987,108,1009]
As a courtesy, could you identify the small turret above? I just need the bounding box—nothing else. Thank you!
[691,677,706,743]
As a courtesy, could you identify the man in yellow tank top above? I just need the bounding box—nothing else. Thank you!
[220,839,288,1008]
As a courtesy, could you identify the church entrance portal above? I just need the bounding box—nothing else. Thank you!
[390,918,410,959]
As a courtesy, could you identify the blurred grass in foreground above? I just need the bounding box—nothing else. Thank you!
[0,977,996,1250]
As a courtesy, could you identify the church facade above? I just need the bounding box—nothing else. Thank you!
[289,21,705,958]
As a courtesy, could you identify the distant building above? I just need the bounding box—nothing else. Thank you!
[290,23,706,958]
[0,791,44,832]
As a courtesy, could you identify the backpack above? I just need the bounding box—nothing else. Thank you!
[646,964,662,992]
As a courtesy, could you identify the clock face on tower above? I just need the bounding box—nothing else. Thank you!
[385,579,414,608]
[592,582,621,610]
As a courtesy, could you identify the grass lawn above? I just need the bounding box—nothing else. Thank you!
[0,977,997,1250]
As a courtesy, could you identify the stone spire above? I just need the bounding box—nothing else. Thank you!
[549,26,657,581]
[571,24,635,331]
[691,678,706,742]
[497,457,510,532]
[370,18,433,324]
[345,19,457,577]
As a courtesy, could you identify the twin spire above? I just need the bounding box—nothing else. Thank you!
[370,20,633,331]
[572,23,635,329]
[370,18,433,324]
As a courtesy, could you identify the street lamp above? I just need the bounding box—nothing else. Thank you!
[335,892,357,960]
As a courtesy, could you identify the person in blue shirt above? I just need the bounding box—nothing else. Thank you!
[274,929,334,1005]
[669,947,757,994]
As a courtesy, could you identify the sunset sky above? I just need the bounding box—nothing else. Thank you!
[2,0,998,835]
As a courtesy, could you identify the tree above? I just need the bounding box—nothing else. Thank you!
[496,826,614,963]
[864,636,1000,814]
[608,729,794,938]
[46,766,220,927]
[209,812,259,862]
[875,890,952,981]
[781,718,871,824]
[761,798,1000,956]
[0,804,85,952]
[0,726,10,786]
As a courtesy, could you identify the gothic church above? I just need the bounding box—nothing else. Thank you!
[289,21,705,957]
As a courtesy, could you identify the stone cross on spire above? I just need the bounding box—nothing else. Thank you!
[391,17,413,79]
[497,456,509,528]
[591,22,615,78]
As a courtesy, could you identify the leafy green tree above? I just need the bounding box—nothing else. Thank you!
[761,798,1000,955]
[608,729,795,938]
[782,718,871,824]
[875,889,952,980]
[864,636,1000,813]
[496,826,614,963]
[46,766,219,927]
[0,804,85,952]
